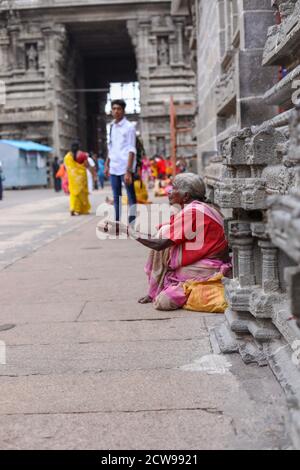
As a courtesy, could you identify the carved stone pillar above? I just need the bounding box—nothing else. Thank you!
[175,20,184,64]
[7,25,20,70]
[259,240,280,293]
[0,34,10,72]
[230,222,256,287]
[237,238,256,287]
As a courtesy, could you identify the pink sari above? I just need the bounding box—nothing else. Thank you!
[145,201,232,311]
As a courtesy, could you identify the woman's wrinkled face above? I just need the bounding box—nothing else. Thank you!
[168,183,188,206]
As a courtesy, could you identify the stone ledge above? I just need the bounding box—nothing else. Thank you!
[272,300,300,346]
[290,410,300,450]
[268,191,300,263]
[263,0,300,66]
[0,110,54,124]
[215,178,267,210]
[213,321,268,366]
[222,127,286,166]
[263,339,300,449]
[264,64,300,107]
[226,309,281,341]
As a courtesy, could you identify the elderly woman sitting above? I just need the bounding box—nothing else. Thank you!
[103,173,231,311]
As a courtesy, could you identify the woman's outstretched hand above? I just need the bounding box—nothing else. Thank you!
[97,220,129,236]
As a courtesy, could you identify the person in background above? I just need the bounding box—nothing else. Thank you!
[0,160,4,201]
[156,155,166,180]
[165,156,174,178]
[87,152,97,194]
[105,99,137,225]
[92,153,99,190]
[150,157,158,181]
[176,157,187,174]
[52,157,62,192]
[56,161,69,194]
[106,173,151,206]
[136,134,145,177]
[122,174,151,205]
[64,142,91,216]
[100,174,231,311]
[141,155,152,187]
[98,156,106,189]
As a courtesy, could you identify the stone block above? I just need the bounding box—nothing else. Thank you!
[243,11,277,50]
[222,128,252,166]
[262,164,295,196]
[240,98,279,127]
[247,318,282,341]
[239,50,278,97]
[215,178,268,210]
[242,0,275,11]
[213,322,239,354]
[224,280,252,312]
[225,308,251,333]
[272,298,300,346]
[290,409,300,450]
[238,341,268,366]
[225,308,281,341]
[262,1,300,65]
[249,288,282,319]
[215,59,237,114]
[286,267,300,329]
[287,106,300,165]
[268,192,300,263]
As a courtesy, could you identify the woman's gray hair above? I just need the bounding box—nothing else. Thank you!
[174,173,206,201]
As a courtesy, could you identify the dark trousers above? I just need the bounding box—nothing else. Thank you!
[98,175,105,189]
[110,174,137,224]
[54,177,62,192]
[0,179,3,200]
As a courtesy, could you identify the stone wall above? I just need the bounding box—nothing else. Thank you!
[188,0,300,448]
[193,0,278,176]
[128,12,196,158]
[0,1,196,160]
[0,10,80,156]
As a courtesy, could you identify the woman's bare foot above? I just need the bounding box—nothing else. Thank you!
[138,295,153,304]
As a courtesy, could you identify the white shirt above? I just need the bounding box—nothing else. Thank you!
[87,157,96,169]
[108,118,136,176]
[87,157,96,194]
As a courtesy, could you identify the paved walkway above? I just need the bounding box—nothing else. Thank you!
[0,193,290,449]
[0,188,111,270]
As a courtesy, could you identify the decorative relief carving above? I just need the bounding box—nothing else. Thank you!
[25,43,38,70]
[215,60,236,113]
[157,37,169,66]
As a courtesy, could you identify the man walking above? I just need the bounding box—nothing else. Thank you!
[105,99,137,225]
[52,157,62,192]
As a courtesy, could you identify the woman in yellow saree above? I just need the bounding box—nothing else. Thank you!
[64,144,91,216]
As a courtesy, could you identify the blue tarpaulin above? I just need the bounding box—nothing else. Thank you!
[0,140,53,153]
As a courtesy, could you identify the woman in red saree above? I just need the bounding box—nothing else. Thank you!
[101,173,231,311]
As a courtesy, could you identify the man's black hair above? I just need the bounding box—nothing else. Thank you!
[111,99,126,110]
[71,141,80,150]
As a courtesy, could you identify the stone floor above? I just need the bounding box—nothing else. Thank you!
[0,190,291,449]
[0,188,111,270]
